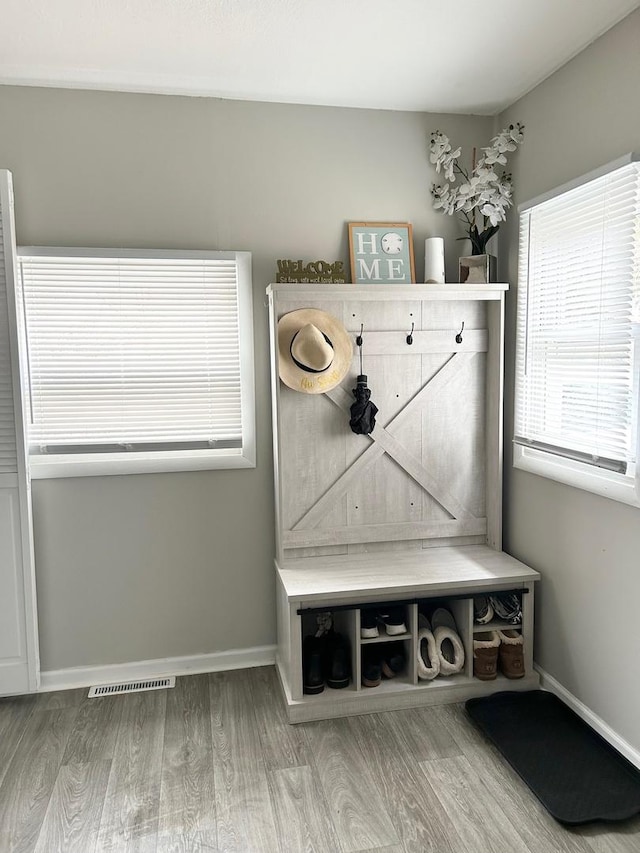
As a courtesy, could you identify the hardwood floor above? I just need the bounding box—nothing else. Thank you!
[0,667,638,853]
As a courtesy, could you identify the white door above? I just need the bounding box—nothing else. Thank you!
[0,170,39,695]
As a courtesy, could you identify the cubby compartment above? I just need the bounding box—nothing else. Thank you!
[414,597,472,685]
[358,602,413,643]
[299,607,359,699]
[472,590,523,633]
[470,589,533,683]
[360,636,414,691]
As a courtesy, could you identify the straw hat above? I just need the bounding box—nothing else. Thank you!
[277,308,353,394]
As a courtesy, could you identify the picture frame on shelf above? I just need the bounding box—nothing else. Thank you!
[348,222,415,284]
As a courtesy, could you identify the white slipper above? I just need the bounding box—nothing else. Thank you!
[431,608,465,675]
[417,614,440,680]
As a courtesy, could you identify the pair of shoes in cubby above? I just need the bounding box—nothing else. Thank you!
[360,606,407,639]
[361,642,406,688]
[474,593,522,625]
[416,607,465,680]
[302,630,351,695]
[473,629,524,680]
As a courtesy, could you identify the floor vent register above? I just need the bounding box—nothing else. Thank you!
[88,676,176,697]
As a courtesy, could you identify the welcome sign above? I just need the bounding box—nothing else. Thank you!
[348,222,415,284]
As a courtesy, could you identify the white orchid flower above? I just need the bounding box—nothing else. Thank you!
[480,203,505,225]
[474,166,499,183]
[509,123,525,143]
[482,148,508,166]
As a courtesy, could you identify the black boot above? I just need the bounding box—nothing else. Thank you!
[302,635,325,695]
[324,631,351,689]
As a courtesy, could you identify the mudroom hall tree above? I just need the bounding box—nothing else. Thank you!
[268,281,540,723]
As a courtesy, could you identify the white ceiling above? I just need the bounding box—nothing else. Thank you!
[1,0,639,114]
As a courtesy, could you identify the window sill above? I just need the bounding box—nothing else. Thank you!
[29,447,256,479]
[513,444,639,508]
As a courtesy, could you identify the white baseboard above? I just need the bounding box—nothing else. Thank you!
[536,664,640,770]
[39,644,277,692]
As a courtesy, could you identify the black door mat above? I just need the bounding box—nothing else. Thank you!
[466,690,640,825]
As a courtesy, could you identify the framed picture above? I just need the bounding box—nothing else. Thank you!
[348,222,415,284]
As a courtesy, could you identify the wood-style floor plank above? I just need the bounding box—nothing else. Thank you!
[62,695,124,765]
[304,716,400,852]
[387,705,463,763]
[0,708,78,853]
[268,765,342,853]
[420,754,531,853]
[248,665,310,772]
[576,814,640,853]
[157,675,216,853]
[348,711,464,853]
[354,847,406,853]
[0,695,37,788]
[96,689,167,853]
[155,831,220,852]
[34,688,87,711]
[210,670,279,853]
[33,759,111,853]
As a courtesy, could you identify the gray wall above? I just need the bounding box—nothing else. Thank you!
[0,85,492,670]
[499,9,640,751]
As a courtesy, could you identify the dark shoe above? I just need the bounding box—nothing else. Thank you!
[362,650,382,687]
[379,606,407,636]
[324,631,351,689]
[381,643,406,679]
[360,608,379,639]
[489,593,522,625]
[303,635,325,695]
[473,595,494,624]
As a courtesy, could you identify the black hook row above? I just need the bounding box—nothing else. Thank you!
[354,321,464,348]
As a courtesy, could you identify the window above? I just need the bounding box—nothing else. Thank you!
[514,154,640,507]
[16,248,255,477]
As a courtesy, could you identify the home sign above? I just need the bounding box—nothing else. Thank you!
[348,222,416,284]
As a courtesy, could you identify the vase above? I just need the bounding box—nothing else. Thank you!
[459,254,497,284]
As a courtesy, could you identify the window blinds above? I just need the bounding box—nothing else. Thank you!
[515,159,640,472]
[18,252,243,453]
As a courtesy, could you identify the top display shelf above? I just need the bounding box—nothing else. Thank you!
[267,283,509,300]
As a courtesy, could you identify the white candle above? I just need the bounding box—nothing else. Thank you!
[424,237,445,283]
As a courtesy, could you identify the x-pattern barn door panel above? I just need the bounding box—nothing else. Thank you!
[275,294,491,558]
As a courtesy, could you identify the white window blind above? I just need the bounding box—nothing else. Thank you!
[17,249,255,474]
[515,157,640,476]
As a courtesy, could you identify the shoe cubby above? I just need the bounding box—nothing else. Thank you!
[300,608,359,698]
[414,597,473,684]
[472,591,524,634]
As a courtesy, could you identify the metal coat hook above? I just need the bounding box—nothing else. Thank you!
[406,322,414,345]
[455,321,465,344]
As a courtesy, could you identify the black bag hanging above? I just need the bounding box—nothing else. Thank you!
[349,326,378,435]
[349,374,378,435]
